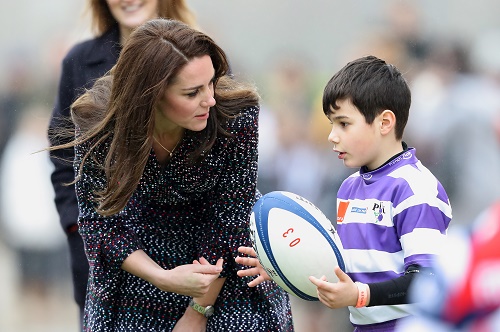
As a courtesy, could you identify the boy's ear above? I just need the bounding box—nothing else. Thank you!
[379,110,396,135]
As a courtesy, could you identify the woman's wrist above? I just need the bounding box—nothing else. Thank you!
[146,265,169,289]
[121,250,166,289]
[185,304,209,320]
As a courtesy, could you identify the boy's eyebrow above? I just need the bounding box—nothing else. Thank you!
[330,114,349,121]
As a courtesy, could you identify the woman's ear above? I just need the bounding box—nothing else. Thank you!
[379,110,396,136]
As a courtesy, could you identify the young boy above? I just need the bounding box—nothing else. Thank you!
[236,55,452,331]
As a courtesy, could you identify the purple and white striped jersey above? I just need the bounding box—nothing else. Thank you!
[336,148,452,329]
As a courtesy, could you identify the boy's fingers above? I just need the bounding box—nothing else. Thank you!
[335,266,349,282]
[235,256,259,267]
[237,267,260,277]
[238,246,257,257]
[247,276,265,288]
[309,275,320,285]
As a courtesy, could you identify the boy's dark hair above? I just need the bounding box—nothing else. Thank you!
[322,55,411,140]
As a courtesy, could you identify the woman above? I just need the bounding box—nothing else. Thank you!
[53,19,293,331]
[47,0,197,323]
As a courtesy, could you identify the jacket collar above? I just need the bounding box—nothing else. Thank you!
[85,24,121,66]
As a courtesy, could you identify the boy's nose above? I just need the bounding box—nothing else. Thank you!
[328,130,338,145]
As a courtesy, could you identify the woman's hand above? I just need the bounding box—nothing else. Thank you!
[235,246,272,287]
[308,266,360,309]
[155,258,223,297]
[121,250,223,298]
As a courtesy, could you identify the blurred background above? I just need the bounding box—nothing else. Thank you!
[1,0,500,331]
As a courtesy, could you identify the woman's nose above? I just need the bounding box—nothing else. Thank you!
[201,90,216,107]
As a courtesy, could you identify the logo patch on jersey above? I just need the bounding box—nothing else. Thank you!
[351,207,367,214]
[372,202,386,222]
[337,201,350,223]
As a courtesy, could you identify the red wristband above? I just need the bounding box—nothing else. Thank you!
[355,282,369,308]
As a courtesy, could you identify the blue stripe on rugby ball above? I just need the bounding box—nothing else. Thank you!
[253,191,345,301]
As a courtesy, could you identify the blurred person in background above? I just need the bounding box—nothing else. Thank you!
[404,40,471,165]
[0,59,31,162]
[0,105,67,321]
[383,2,431,71]
[47,0,197,326]
[436,30,500,227]
[406,35,500,227]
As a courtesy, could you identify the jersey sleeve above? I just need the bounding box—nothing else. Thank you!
[394,165,452,269]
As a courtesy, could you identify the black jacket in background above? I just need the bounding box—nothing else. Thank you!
[49,25,121,232]
[47,24,121,323]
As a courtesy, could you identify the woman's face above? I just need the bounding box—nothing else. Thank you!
[106,0,159,32]
[155,55,217,133]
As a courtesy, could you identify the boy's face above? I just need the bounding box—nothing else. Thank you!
[327,98,385,170]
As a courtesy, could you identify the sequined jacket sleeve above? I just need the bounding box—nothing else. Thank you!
[74,137,144,275]
[201,106,260,278]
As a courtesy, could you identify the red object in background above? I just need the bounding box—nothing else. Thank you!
[442,202,500,325]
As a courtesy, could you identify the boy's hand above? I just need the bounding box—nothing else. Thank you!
[235,246,272,287]
[309,266,361,309]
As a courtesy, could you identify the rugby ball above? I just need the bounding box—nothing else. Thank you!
[249,191,345,301]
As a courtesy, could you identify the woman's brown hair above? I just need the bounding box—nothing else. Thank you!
[66,19,259,216]
[88,0,198,35]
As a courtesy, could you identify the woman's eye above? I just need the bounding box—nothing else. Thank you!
[186,90,198,97]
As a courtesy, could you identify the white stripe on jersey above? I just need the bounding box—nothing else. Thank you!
[350,304,416,325]
[344,249,404,274]
[400,228,447,257]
